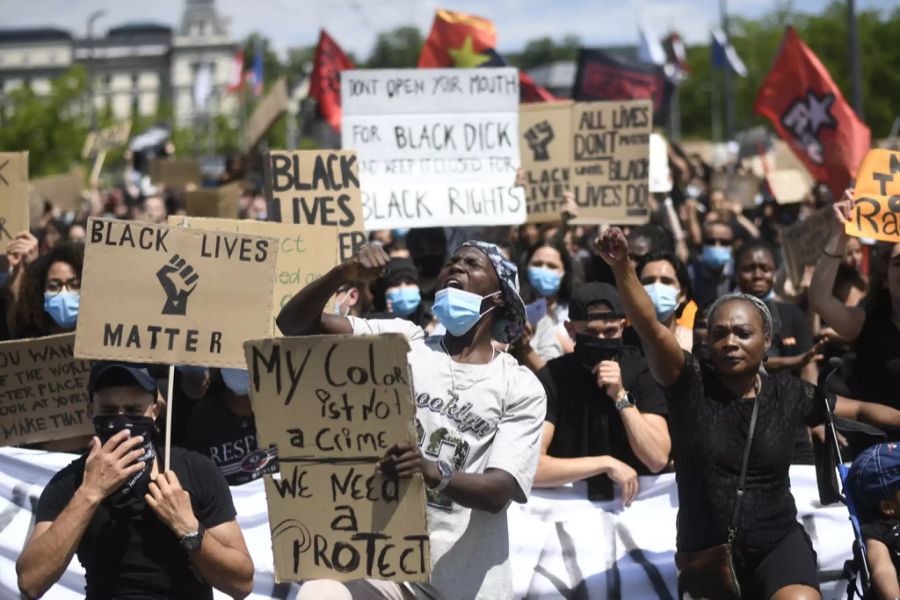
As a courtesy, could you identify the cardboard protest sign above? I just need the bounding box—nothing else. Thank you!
[767,169,811,204]
[846,149,900,242]
[341,67,525,229]
[75,218,278,368]
[710,171,761,209]
[265,149,366,262]
[32,171,84,212]
[0,334,92,447]
[0,152,29,253]
[245,334,429,583]
[149,159,201,188]
[184,182,242,219]
[518,101,572,223]
[782,206,835,288]
[169,217,339,333]
[570,100,651,225]
[82,121,132,159]
[649,133,672,193]
[246,78,291,152]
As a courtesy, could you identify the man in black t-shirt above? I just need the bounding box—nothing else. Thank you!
[534,283,670,506]
[16,361,254,600]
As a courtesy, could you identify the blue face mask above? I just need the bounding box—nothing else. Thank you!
[44,291,79,328]
[386,286,421,317]
[527,266,562,298]
[433,287,500,337]
[392,228,410,239]
[643,283,679,322]
[702,245,733,270]
[221,368,250,396]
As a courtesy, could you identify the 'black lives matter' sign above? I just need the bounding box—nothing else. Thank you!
[75,218,278,368]
[246,334,429,583]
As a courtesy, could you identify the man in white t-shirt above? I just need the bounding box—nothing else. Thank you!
[277,241,546,600]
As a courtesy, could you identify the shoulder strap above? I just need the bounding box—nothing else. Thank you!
[728,391,760,544]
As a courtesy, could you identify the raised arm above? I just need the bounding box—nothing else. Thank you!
[595,228,685,386]
[276,243,390,336]
[809,190,866,341]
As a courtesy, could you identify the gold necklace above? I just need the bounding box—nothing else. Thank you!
[440,338,495,400]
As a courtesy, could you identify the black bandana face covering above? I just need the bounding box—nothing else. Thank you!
[93,415,157,515]
[574,334,622,370]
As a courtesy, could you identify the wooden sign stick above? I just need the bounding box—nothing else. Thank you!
[164,364,175,472]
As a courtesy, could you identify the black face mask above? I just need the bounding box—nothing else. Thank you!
[574,334,622,369]
[93,415,157,516]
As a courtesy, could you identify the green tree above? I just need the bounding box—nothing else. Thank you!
[507,35,581,71]
[366,27,424,68]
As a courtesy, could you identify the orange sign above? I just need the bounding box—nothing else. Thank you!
[845,149,900,242]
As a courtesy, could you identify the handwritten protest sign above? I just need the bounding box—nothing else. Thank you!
[169,217,339,333]
[265,149,366,262]
[149,158,201,188]
[570,100,651,225]
[246,334,429,582]
[246,78,291,152]
[767,169,811,204]
[75,218,278,368]
[518,101,572,223]
[846,149,900,242]
[710,171,761,209]
[0,152,29,253]
[32,171,84,212]
[341,67,525,229]
[82,121,132,159]
[185,182,242,219]
[782,206,835,288]
[0,334,92,447]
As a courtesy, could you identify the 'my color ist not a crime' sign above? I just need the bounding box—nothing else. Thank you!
[75,218,278,368]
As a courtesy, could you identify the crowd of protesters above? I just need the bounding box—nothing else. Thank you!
[6,141,900,600]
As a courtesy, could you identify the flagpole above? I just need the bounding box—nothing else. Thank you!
[720,0,735,140]
[848,0,863,118]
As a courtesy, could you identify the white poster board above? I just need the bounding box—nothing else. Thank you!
[341,68,525,229]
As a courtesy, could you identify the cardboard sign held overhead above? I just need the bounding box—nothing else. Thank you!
[341,67,525,230]
[75,218,278,368]
[782,206,835,288]
[767,169,812,204]
[0,334,92,447]
[82,121,132,159]
[710,171,761,209]
[0,152,29,253]
[245,78,291,152]
[149,159,202,188]
[570,100,651,225]
[32,171,84,212]
[184,182,243,219]
[846,149,900,242]
[245,334,429,583]
[518,101,573,223]
[265,149,366,262]
[169,217,339,334]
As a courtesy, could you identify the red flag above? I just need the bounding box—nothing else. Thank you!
[418,8,556,103]
[226,48,244,93]
[754,27,870,197]
[309,29,354,132]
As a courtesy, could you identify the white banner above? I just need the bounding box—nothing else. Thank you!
[0,448,855,599]
[341,68,525,230]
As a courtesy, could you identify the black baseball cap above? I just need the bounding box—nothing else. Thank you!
[88,361,157,398]
[568,282,624,321]
[384,258,420,288]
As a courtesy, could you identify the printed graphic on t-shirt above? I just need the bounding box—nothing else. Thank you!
[415,392,497,438]
[206,432,278,486]
[416,417,471,511]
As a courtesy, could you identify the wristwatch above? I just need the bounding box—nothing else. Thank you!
[615,393,635,411]
[179,524,205,551]
[430,460,453,493]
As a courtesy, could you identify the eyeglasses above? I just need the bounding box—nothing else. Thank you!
[703,238,732,247]
[45,277,81,295]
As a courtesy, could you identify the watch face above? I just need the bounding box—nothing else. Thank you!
[181,528,203,551]
[438,460,453,478]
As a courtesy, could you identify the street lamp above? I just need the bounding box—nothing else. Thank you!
[86,9,107,132]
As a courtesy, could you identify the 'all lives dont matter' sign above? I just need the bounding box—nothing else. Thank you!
[75,218,278,368]
[341,67,525,230]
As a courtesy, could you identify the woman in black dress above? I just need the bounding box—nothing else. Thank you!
[597,227,823,600]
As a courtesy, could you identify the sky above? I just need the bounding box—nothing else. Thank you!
[2,0,898,59]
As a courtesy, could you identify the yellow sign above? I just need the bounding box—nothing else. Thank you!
[846,149,900,242]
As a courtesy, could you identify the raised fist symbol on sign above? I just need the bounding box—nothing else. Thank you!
[524,120,555,162]
[156,254,199,316]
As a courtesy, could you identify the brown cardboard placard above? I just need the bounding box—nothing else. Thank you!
[570,100,651,225]
[149,158,202,188]
[245,334,429,583]
[782,206,835,288]
[710,171,761,209]
[32,172,84,212]
[184,182,244,219]
[82,120,132,159]
[767,169,811,204]
[75,218,278,368]
[246,78,291,152]
[169,217,339,334]
[518,101,573,223]
[0,152,29,253]
[0,334,92,447]
[217,181,243,220]
[265,149,366,261]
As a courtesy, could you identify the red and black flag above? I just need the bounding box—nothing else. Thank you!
[754,26,870,197]
[572,48,671,125]
[418,8,556,103]
[309,29,354,133]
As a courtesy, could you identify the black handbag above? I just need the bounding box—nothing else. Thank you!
[675,391,760,600]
